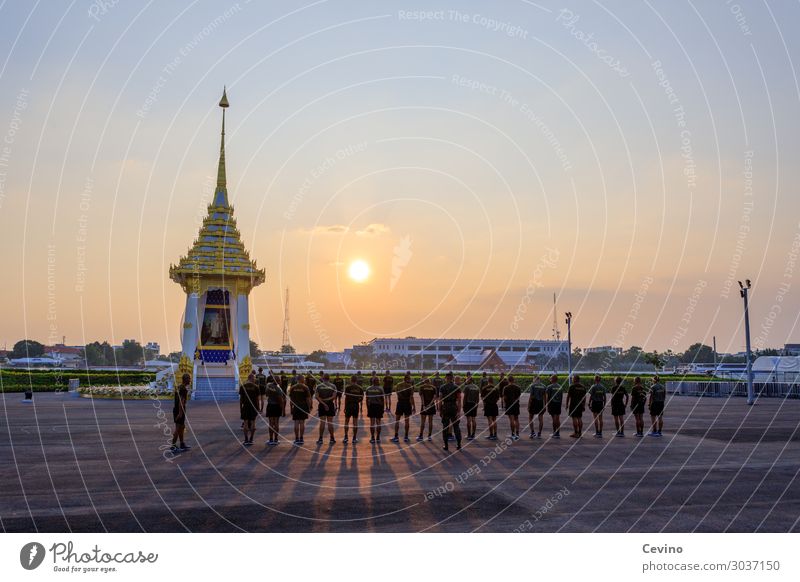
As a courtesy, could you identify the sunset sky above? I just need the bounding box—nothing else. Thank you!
[1,1,798,356]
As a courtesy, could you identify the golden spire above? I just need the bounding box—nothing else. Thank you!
[214,87,229,206]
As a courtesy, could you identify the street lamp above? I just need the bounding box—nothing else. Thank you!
[565,312,573,384]
[739,280,755,405]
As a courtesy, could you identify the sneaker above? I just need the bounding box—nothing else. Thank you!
[170,444,179,453]
[657,431,663,436]
[179,444,191,451]
[615,432,623,438]
[552,433,560,439]
[443,446,449,451]
[467,435,474,441]
[569,433,578,438]
[376,437,381,443]
[243,440,251,446]
[648,431,658,437]
[427,436,432,441]
[352,437,359,444]
[316,438,324,445]
[343,437,349,444]
[299,438,305,444]
[369,438,375,444]
[329,439,336,445]
[404,437,410,443]
[448,435,455,441]
[456,444,462,450]
[595,433,602,439]
[529,433,536,439]
[390,436,400,443]
[635,432,643,438]
[536,432,542,438]
[416,435,424,441]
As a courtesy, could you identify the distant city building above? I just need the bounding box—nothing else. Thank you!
[366,337,568,368]
[584,345,623,354]
[145,342,160,355]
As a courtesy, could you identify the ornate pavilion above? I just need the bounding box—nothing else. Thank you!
[169,89,265,399]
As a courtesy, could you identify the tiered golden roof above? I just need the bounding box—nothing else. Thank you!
[170,88,266,294]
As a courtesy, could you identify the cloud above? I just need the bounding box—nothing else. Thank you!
[298,224,349,235]
[356,223,390,237]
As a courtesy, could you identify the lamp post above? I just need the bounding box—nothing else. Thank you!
[739,280,755,405]
[565,312,573,384]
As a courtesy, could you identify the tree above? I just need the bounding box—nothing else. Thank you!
[118,339,144,366]
[351,344,374,368]
[167,351,182,363]
[307,349,328,364]
[644,350,665,370]
[12,340,44,359]
[249,339,260,357]
[680,343,714,363]
[280,344,296,354]
[84,341,115,366]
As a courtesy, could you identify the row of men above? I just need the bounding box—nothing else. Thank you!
[217,370,668,451]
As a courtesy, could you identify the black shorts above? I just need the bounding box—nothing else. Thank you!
[241,408,257,422]
[484,402,499,417]
[650,402,665,416]
[172,410,185,426]
[548,402,562,416]
[318,404,335,417]
[464,402,479,417]
[611,402,626,416]
[367,404,383,419]
[383,385,393,395]
[395,400,412,417]
[344,403,360,418]
[632,402,645,415]
[569,406,584,419]
[528,399,545,415]
[590,402,605,414]
[421,404,436,416]
[291,406,309,421]
[265,403,282,417]
[505,403,520,417]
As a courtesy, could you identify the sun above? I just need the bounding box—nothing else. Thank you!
[348,259,370,283]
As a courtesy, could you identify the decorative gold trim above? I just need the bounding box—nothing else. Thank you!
[238,355,252,379]
[183,322,193,329]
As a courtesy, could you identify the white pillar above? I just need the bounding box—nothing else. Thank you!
[182,292,199,358]
[236,293,249,363]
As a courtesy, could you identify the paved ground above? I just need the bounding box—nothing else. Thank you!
[1,392,798,532]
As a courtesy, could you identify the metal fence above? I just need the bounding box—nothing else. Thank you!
[667,381,800,399]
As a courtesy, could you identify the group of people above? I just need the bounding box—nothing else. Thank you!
[169,369,667,453]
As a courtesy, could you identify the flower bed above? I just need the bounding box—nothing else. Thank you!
[77,385,173,400]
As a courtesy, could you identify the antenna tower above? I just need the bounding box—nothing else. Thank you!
[281,287,291,347]
[552,293,561,341]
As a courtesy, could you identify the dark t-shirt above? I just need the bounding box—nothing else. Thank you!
[503,383,521,405]
[589,383,605,404]
[610,383,626,403]
[316,381,336,403]
[395,381,413,402]
[440,382,460,410]
[288,383,311,409]
[631,385,646,405]
[305,376,317,396]
[333,378,344,395]
[463,383,480,405]
[366,385,384,406]
[173,385,188,415]
[482,384,500,405]
[344,384,364,405]
[432,377,443,396]
[567,384,587,408]
[419,382,436,407]
[547,383,563,404]
[383,375,394,391]
[239,382,260,414]
[265,382,283,406]
[651,383,666,403]
[529,383,547,402]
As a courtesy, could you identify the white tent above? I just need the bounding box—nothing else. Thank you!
[752,356,800,381]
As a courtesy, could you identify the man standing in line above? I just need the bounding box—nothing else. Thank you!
[432,371,444,398]
[546,374,563,439]
[342,374,364,444]
[527,374,548,439]
[366,377,385,443]
[502,374,522,440]
[264,374,285,445]
[481,376,500,440]
[305,371,317,398]
[417,374,437,441]
[171,373,191,452]
[391,372,415,442]
[383,370,394,413]
[588,375,607,438]
[439,372,462,451]
[255,367,268,414]
[630,377,647,437]
[288,375,313,445]
[565,374,587,438]
[648,375,666,437]
[610,376,628,437]
[479,371,489,389]
[315,372,337,445]
[239,371,260,446]
[333,373,344,415]
[462,373,480,440]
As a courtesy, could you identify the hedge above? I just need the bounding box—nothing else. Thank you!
[0,369,157,393]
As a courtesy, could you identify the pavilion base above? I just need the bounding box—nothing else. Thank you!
[192,364,239,401]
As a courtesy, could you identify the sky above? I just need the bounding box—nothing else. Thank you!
[0,0,799,356]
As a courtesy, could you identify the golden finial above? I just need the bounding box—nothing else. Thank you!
[215,86,229,206]
[219,86,229,108]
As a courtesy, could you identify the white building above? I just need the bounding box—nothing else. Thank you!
[366,337,568,367]
[584,345,623,354]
